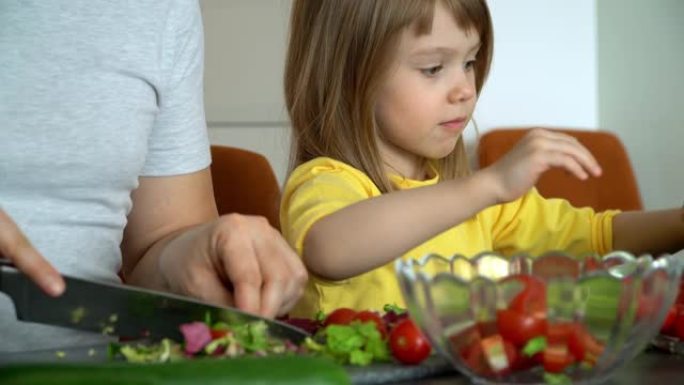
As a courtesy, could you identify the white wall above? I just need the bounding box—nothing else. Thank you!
[598,0,684,209]
[200,0,291,185]
[474,0,598,130]
[201,0,599,184]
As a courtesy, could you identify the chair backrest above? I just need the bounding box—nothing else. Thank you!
[209,145,281,230]
[477,128,643,212]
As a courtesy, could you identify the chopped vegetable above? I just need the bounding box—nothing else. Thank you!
[179,322,212,355]
[70,307,86,324]
[522,336,547,357]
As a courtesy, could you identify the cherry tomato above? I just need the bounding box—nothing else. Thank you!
[353,310,388,338]
[660,306,677,336]
[323,308,358,326]
[676,279,684,304]
[583,257,602,273]
[497,309,546,347]
[674,307,684,340]
[389,318,431,365]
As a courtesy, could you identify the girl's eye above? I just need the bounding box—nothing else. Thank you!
[420,65,443,76]
[464,59,477,71]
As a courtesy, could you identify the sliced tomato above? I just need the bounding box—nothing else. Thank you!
[543,344,575,373]
[462,340,491,375]
[509,275,546,316]
[481,334,518,374]
[496,309,546,347]
[513,350,543,371]
[389,318,431,365]
[323,308,357,327]
[210,328,230,340]
[568,325,603,364]
[353,310,388,338]
[462,335,517,375]
[546,322,576,345]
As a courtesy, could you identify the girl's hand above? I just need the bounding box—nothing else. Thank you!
[483,128,602,203]
[0,208,65,296]
[157,214,308,318]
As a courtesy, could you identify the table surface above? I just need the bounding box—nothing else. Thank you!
[387,348,684,385]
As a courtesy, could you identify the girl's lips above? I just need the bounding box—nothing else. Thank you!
[440,118,467,131]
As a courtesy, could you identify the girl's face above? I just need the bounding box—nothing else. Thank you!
[374,2,480,180]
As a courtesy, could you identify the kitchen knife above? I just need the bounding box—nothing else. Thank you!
[0,259,309,344]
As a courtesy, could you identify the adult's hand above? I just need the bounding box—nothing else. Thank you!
[158,214,307,317]
[0,208,64,296]
[122,169,307,318]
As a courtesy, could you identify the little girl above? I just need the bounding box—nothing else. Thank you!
[281,0,684,318]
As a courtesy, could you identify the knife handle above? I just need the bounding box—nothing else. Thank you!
[0,258,11,288]
[0,257,13,268]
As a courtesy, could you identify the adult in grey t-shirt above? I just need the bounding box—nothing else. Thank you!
[0,0,306,354]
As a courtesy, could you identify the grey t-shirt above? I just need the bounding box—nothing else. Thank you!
[0,0,211,353]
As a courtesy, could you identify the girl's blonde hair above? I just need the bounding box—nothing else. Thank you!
[285,0,493,193]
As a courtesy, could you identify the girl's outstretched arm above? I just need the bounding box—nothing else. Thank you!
[303,171,499,280]
[303,129,602,280]
[612,208,684,256]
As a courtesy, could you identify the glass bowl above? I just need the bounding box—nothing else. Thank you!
[395,251,683,385]
[652,275,684,354]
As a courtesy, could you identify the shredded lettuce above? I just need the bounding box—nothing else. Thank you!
[119,339,183,363]
[314,322,390,366]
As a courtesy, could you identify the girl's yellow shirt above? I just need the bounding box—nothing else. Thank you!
[280,157,618,317]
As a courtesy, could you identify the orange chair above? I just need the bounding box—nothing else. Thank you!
[477,128,643,212]
[209,145,281,230]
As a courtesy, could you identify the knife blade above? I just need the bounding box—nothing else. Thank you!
[0,259,309,344]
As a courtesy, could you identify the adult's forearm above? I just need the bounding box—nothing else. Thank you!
[124,225,200,290]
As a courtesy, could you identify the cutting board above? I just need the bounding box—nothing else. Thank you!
[0,344,456,385]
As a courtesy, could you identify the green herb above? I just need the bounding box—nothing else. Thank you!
[315,311,327,322]
[522,336,547,357]
[544,372,572,385]
[383,304,406,315]
[212,321,231,331]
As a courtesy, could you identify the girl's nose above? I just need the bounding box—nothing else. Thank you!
[447,73,476,104]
